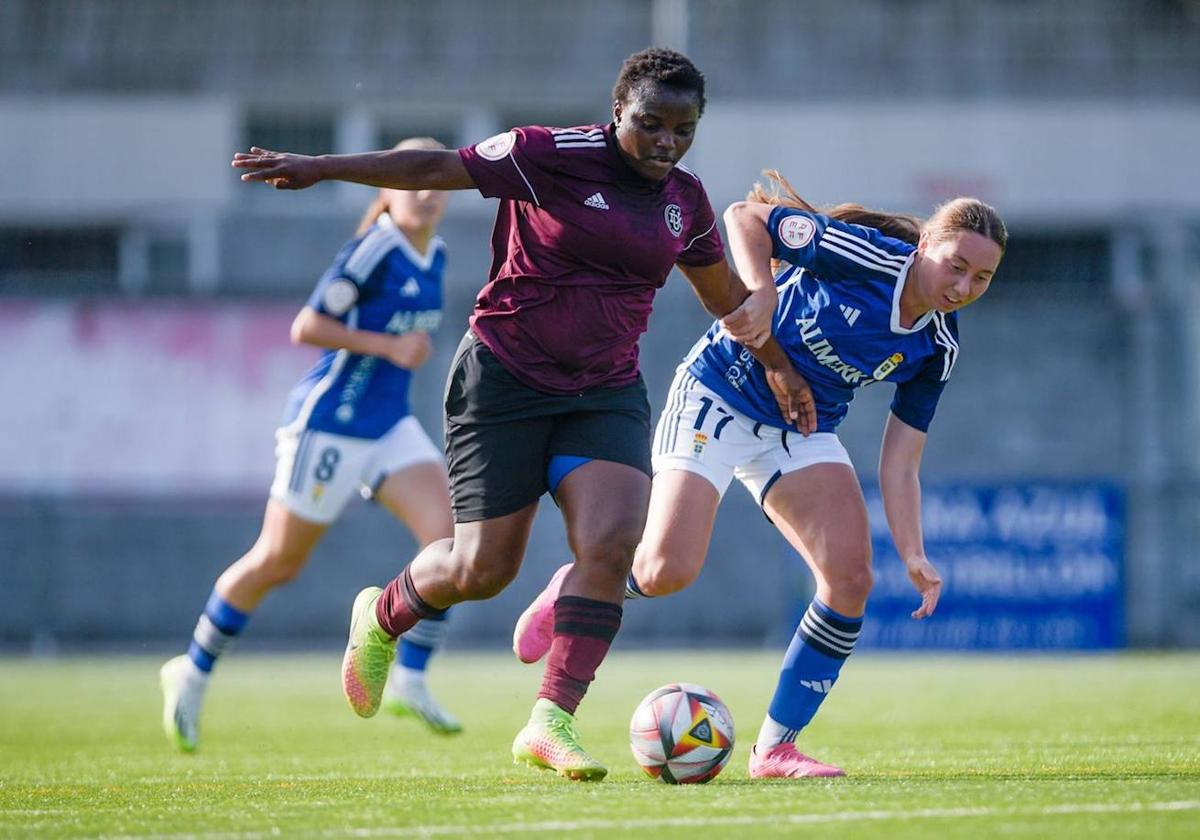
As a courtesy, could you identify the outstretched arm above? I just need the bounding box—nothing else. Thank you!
[232,147,476,192]
[878,412,943,619]
[677,260,816,435]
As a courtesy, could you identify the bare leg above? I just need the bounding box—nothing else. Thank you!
[373,461,454,547]
[764,463,873,616]
[216,500,328,612]
[631,469,721,596]
[374,503,540,638]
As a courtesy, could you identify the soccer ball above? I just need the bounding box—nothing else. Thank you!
[629,682,735,784]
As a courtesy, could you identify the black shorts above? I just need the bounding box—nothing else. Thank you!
[444,331,652,523]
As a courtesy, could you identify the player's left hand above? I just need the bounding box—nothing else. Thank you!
[905,555,943,619]
[720,286,775,348]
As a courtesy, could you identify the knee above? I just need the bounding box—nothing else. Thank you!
[244,543,307,589]
[823,544,874,604]
[634,547,701,597]
[451,548,521,601]
[572,524,642,572]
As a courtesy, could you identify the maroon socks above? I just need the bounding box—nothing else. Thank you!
[374,565,445,639]
[537,595,623,714]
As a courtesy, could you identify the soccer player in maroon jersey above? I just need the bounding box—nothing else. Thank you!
[234,48,811,780]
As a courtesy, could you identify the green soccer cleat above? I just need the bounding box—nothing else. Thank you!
[341,586,397,718]
[159,655,208,753]
[512,698,608,781]
[382,669,464,735]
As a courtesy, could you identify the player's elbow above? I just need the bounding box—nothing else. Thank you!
[723,201,753,227]
[289,309,317,345]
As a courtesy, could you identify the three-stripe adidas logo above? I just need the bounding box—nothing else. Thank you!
[800,679,835,694]
[839,304,861,326]
[584,192,610,210]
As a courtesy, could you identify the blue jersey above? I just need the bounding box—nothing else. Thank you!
[687,206,958,434]
[281,213,446,439]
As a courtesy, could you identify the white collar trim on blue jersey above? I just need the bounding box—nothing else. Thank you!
[375,213,444,272]
[889,252,935,334]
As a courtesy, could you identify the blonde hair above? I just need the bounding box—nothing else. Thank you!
[354,137,447,237]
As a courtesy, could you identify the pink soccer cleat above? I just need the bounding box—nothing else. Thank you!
[748,743,845,778]
[512,563,572,664]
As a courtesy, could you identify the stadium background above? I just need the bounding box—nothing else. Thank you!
[1,0,1198,654]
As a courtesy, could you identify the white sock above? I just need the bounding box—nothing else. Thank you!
[392,665,426,690]
[755,715,797,751]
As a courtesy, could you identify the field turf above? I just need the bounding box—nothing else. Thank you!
[1,652,1197,838]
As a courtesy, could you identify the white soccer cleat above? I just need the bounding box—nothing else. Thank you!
[159,655,209,753]
[382,668,463,735]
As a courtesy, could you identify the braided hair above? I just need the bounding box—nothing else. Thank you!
[612,48,706,115]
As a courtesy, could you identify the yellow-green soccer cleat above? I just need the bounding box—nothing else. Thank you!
[159,655,207,753]
[341,586,397,718]
[512,698,608,781]
[382,668,464,735]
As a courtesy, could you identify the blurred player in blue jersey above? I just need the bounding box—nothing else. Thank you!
[515,171,1007,778]
[160,137,463,753]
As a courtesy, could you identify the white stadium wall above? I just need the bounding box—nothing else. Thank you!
[0,98,1198,223]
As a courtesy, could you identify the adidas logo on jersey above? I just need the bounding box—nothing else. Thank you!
[583,192,610,210]
[799,679,834,694]
[839,304,861,326]
[400,277,421,297]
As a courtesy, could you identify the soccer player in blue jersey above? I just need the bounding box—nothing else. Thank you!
[233,49,803,780]
[515,171,1007,778]
[160,138,464,752]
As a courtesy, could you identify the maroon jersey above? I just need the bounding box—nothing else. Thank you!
[458,123,725,394]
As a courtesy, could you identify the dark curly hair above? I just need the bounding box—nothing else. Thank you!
[612,48,706,116]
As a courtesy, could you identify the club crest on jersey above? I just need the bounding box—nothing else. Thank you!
[778,215,816,249]
[692,431,708,456]
[322,279,358,316]
[665,204,683,237]
[873,352,905,381]
[475,131,516,161]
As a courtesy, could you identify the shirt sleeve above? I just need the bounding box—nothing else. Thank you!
[767,205,912,281]
[676,187,725,267]
[305,236,386,321]
[457,126,557,205]
[890,315,960,432]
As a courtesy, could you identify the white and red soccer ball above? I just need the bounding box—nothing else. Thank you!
[629,682,735,784]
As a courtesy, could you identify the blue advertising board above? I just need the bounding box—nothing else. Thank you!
[792,482,1125,651]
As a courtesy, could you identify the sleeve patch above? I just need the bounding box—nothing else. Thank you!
[474,131,516,161]
[777,214,816,249]
[321,278,359,316]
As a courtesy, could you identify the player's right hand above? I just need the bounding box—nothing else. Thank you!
[232,147,324,190]
[764,364,817,436]
[386,332,433,370]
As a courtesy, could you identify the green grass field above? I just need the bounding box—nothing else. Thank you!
[2,652,1198,838]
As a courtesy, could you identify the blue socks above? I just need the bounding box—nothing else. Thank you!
[186,590,250,674]
[757,598,862,749]
[399,610,450,672]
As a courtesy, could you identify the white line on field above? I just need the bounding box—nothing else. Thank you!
[75,799,1200,839]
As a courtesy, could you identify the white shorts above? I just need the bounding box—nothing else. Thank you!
[651,369,853,505]
[269,415,443,524]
